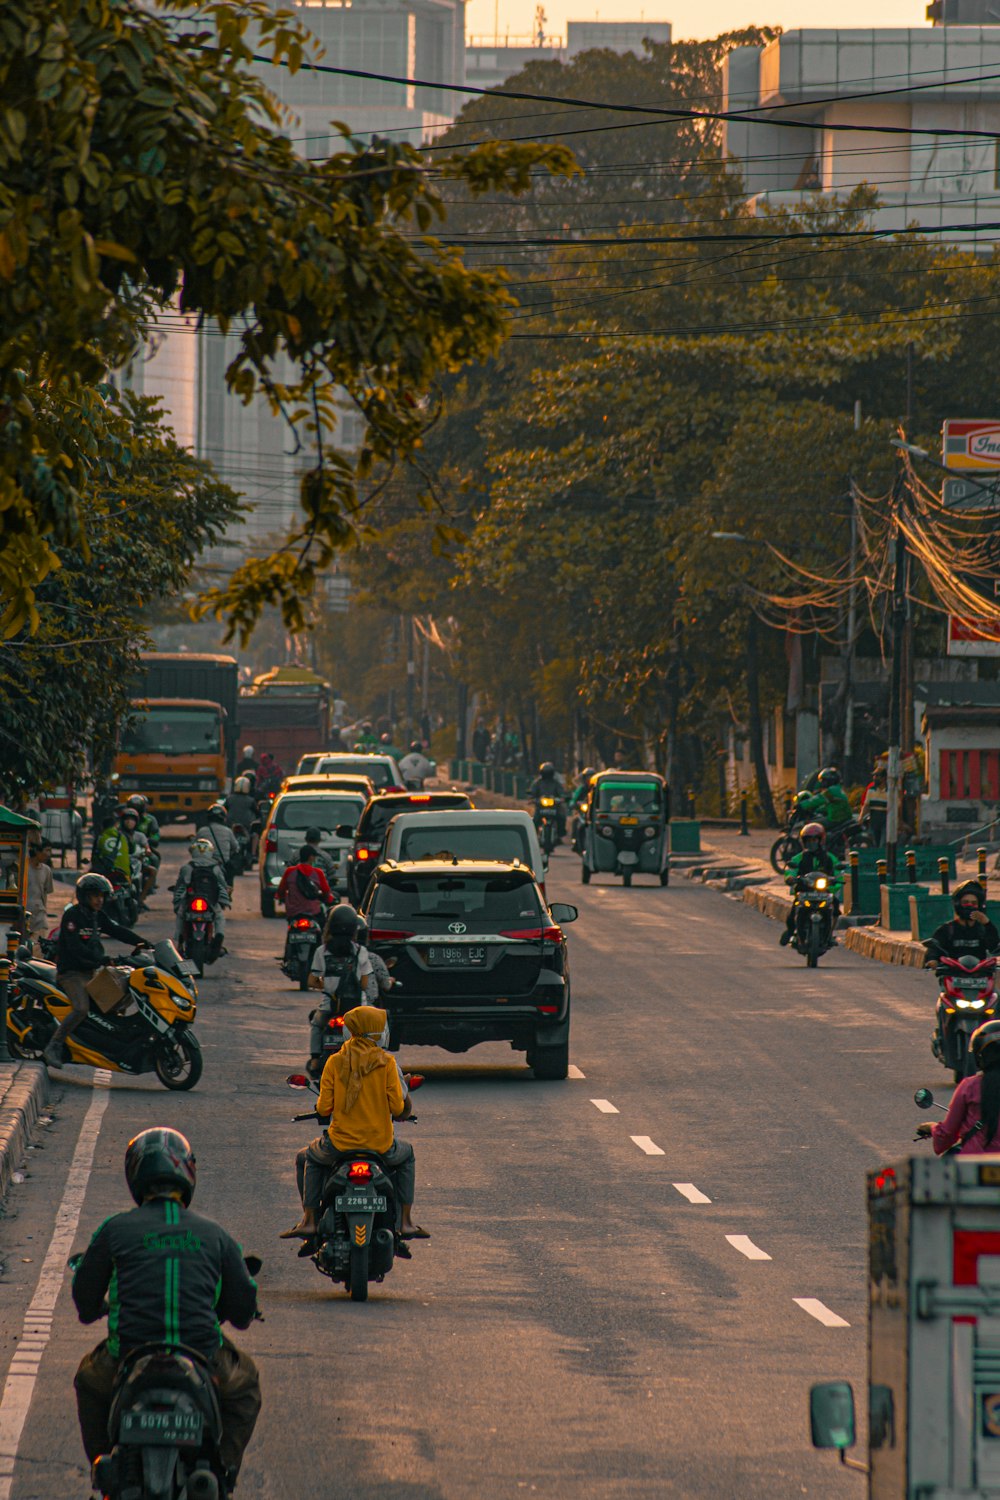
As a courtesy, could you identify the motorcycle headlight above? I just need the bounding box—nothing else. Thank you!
[815,878,828,890]
[956,998,972,1009]
[972,998,987,1009]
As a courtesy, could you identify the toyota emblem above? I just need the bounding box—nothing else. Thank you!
[448,921,467,934]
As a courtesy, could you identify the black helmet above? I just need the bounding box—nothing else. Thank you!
[972,1019,1000,1067]
[539,761,555,777]
[76,872,113,901]
[580,766,596,781]
[409,740,423,753]
[207,804,228,824]
[324,903,359,941]
[127,793,148,812]
[124,1127,197,1207]
[953,879,986,913]
[380,733,392,745]
[818,767,841,787]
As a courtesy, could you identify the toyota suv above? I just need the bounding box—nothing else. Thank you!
[359,859,576,1079]
[342,790,474,903]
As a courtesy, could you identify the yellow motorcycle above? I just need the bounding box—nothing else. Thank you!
[6,939,202,1089]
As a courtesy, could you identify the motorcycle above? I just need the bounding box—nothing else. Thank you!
[231,822,251,874]
[69,1250,262,1500]
[931,954,999,1082]
[534,796,560,855]
[287,1071,422,1302]
[178,889,217,979]
[106,867,140,927]
[770,797,871,874]
[281,912,324,991]
[6,939,203,1089]
[789,872,838,968]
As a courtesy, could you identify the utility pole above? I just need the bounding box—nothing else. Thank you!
[405,615,416,740]
[746,612,779,828]
[886,474,909,883]
[843,400,861,778]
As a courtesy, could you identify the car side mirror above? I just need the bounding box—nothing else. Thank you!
[810,1382,856,1450]
[336,825,354,840]
[550,903,579,924]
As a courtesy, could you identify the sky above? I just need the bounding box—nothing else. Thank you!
[465,0,930,44]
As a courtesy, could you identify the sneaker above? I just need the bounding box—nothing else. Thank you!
[779,930,792,947]
[43,1042,66,1067]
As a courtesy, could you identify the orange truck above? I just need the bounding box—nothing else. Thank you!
[113,653,240,823]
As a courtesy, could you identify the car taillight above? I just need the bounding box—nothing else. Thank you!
[500,926,563,943]
[411,795,431,802]
[190,897,209,913]
[293,917,312,930]
[265,830,277,851]
[367,928,415,941]
[348,1161,373,1182]
[357,848,372,860]
[536,1004,559,1014]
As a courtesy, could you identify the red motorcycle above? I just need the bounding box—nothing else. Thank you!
[933,955,999,1081]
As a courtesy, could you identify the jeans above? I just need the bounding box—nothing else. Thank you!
[75,1335,261,1473]
[296,1133,416,1214]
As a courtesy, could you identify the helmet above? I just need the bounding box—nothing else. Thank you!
[953,879,986,913]
[409,740,423,753]
[207,803,228,824]
[76,873,113,901]
[124,1127,197,1208]
[234,777,251,794]
[242,745,255,759]
[188,837,215,859]
[127,793,148,812]
[116,803,139,823]
[352,742,365,752]
[818,767,842,787]
[972,1019,1000,1066]
[324,903,359,940]
[539,762,555,777]
[800,821,826,849]
[580,766,596,781]
[380,733,392,745]
[362,721,373,732]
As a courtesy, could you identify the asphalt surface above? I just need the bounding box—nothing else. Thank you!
[0,839,948,1499]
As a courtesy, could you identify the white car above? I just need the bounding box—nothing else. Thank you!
[381,809,548,891]
[259,789,367,915]
[314,753,404,793]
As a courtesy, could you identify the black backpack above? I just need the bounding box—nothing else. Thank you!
[322,949,362,1008]
[295,866,321,901]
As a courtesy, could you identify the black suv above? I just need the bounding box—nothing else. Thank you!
[359,859,576,1079]
[341,791,472,904]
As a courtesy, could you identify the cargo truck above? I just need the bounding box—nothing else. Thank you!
[113,653,240,822]
[237,666,330,772]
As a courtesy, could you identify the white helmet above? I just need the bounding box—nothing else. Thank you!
[188,837,215,860]
[234,776,251,794]
[242,744,255,758]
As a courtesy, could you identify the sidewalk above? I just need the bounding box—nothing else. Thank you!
[0,1060,49,1206]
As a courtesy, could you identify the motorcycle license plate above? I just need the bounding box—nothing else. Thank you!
[119,1410,204,1446]
[427,946,487,966]
[179,960,197,977]
[955,976,987,989]
[619,816,639,825]
[335,1193,388,1213]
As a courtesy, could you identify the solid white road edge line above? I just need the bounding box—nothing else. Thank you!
[631,1136,665,1156]
[0,1071,112,1496]
[726,1234,772,1261]
[794,1298,851,1328]
[673,1183,712,1204]
[591,1099,619,1114]
[567,1065,586,1079]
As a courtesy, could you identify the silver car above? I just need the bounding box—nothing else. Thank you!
[259,790,368,916]
[380,809,549,892]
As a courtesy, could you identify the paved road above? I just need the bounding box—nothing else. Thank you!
[0,841,944,1498]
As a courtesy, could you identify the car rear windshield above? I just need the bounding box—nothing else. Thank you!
[362,795,469,839]
[273,796,363,833]
[371,873,542,927]
[596,780,662,813]
[317,757,394,787]
[397,824,533,867]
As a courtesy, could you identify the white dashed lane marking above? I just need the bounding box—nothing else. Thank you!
[631,1136,665,1156]
[591,1099,619,1114]
[794,1298,850,1327]
[567,1065,586,1079]
[726,1235,772,1261]
[672,1183,711,1204]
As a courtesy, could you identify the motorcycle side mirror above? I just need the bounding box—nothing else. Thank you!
[287,1073,311,1089]
[243,1254,263,1277]
[335,825,354,840]
[15,943,32,960]
[67,1252,84,1272]
[914,1088,936,1110]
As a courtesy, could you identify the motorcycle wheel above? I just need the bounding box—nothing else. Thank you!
[187,939,206,979]
[348,1243,370,1302]
[806,924,822,968]
[298,961,310,992]
[770,836,798,874]
[260,890,277,919]
[154,1033,203,1091]
[542,823,555,855]
[581,863,591,886]
[955,1032,978,1084]
[622,870,633,888]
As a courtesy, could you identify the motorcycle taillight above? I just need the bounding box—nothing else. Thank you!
[293,917,312,930]
[348,1161,373,1182]
[190,897,209,913]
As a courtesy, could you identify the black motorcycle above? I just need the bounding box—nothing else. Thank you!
[789,872,838,968]
[287,1073,421,1302]
[69,1252,262,1500]
[534,797,561,855]
[177,880,219,979]
[770,797,872,874]
[281,913,323,991]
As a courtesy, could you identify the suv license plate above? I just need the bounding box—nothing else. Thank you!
[427,946,487,966]
[119,1410,204,1446]
[336,1193,388,1213]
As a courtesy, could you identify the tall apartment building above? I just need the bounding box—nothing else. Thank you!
[466,17,672,92]
[722,23,1000,244]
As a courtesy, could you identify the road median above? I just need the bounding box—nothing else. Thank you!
[0,1061,49,1205]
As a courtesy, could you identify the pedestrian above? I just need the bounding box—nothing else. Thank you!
[26,840,54,953]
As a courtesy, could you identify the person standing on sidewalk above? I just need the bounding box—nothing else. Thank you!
[26,840,54,953]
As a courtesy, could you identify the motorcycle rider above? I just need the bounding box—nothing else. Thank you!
[379,729,404,761]
[530,761,567,839]
[174,837,230,959]
[398,740,435,788]
[358,721,378,751]
[256,752,283,798]
[127,793,160,904]
[304,826,338,887]
[226,777,260,864]
[235,744,258,784]
[278,843,333,924]
[281,1004,427,1244]
[923,880,1000,966]
[43,874,145,1067]
[93,804,140,883]
[779,822,843,946]
[72,1128,261,1482]
[916,1019,1000,1153]
[197,803,240,887]
[304,903,370,1078]
[798,767,853,832]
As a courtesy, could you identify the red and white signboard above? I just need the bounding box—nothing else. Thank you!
[943,419,1000,471]
[948,614,1000,656]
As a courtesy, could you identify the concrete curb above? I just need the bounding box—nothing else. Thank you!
[843,926,927,968]
[0,1061,50,1206]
